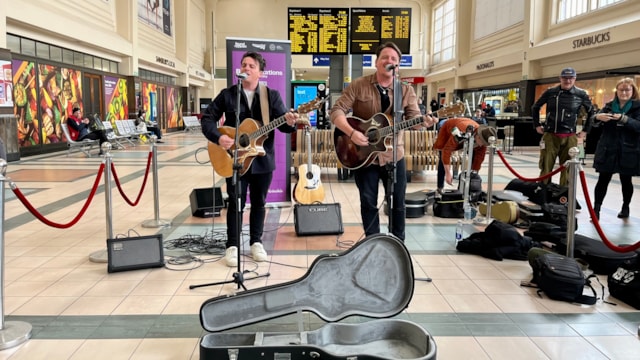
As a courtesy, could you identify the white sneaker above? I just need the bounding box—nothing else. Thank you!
[250,243,268,262]
[224,246,238,267]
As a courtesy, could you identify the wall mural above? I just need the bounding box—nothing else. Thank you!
[12,60,39,147]
[104,76,128,123]
[37,65,83,144]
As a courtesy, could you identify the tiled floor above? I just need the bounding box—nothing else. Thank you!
[0,133,639,359]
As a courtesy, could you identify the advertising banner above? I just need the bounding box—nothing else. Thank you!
[225,38,292,205]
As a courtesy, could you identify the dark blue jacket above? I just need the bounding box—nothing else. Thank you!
[532,85,593,134]
[201,84,295,174]
[591,99,640,175]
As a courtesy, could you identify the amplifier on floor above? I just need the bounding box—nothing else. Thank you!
[190,187,224,218]
[107,234,164,273]
[294,203,344,236]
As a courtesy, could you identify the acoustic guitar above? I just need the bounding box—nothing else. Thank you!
[207,98,325,178]
[334,103,465,170]
[293,126,325,204]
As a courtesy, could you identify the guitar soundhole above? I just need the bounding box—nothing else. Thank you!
[238,134,250,148]
[366,129,379,144]
[306,172,313,180]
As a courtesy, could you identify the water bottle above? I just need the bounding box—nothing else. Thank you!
[464,205,473,221]
[455,220,463,242]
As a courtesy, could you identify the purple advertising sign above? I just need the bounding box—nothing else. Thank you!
[226,38,292,205]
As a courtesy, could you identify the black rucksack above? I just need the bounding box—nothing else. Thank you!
[531,253,598,305]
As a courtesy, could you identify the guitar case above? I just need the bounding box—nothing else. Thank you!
[199,234,437,359]
[384,190,436,218]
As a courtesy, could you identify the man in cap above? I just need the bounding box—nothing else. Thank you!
[532,67,593,186]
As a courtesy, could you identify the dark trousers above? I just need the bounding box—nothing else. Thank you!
[79,130,108,146]
[353,158,406,240]
[225,171,272,248]
[148,126,162,139]
[437,152,445,189]
[594,172,633,207]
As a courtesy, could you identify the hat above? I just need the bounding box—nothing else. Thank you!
[477,125,497,145]
[560,67,576,77]
[72,107,80,113]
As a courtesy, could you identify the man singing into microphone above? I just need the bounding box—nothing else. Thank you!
[331,42,436,241]
[201,51,299,267]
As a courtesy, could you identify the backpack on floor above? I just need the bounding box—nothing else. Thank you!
[433,190,464,218]
[531,252,598,305]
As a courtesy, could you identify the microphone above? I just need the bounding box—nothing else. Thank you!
[236,72,248,79]
[385,64,398,71]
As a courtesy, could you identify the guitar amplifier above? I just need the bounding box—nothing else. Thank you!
[107,234,165,273]
[294,203,344,236]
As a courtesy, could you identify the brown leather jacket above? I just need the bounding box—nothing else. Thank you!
[330,73,422,165]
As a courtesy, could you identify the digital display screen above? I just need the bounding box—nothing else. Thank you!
[350,8,411,54]
[293,85,318,127]
[288,8,349,55]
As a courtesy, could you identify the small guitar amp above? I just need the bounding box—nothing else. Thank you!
[294,203,344,236]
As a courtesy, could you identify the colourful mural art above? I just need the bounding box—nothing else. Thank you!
[12,60,39,146]
[104,76,128,123]
[37,65,83,144]
[141,82,157,122]
[167,86,179,128]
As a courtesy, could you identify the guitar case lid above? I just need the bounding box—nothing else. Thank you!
[199,233,414,332]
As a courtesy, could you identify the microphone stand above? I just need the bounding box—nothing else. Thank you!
[190,77,269,291]
[384,65,402,239]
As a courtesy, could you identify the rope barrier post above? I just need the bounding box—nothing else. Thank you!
[142,136,171,228]
[565,146,580,259]
[90,143,113,263]
[0,159,32,349]
[476,136,496,225]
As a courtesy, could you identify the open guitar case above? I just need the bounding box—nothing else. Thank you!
[199,233,437,359]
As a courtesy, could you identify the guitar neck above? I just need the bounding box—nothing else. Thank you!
[306,128,312,166]
[250,113,291,140]
[378,115,425,138]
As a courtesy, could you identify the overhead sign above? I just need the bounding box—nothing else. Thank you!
[362,55,373,67]
[312,55,330,66]
[288,8,349,55]
[400,55,412,67]
[350,8,411,54]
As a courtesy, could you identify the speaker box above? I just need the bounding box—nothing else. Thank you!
[107,234,164,273]
[294,203,344,236]
[190,187,224,217]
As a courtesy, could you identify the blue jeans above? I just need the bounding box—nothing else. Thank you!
[353,158,406,240]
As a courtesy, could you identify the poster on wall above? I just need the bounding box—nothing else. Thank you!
[0,60,12,108]
[140,82,157,123]
[225,37,292,205]
[167,86,180,128]
[137,0,172,36]
[104,76,129,122]
[12,60,39,146]
[38,64,83,144]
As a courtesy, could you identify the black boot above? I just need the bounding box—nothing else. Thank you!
[618,205,630,219]
[594,204,601,220]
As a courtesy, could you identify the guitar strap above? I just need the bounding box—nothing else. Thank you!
[259,84,270,126]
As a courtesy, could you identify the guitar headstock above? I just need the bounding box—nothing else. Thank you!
[435,102,466,118]
[297,97,327,114]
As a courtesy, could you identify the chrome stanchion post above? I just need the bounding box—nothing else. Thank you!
[564,147,580,259]
[142,135,171,228]
[0,159,32,349]
[89,143,113,263]
[477,136,496,224]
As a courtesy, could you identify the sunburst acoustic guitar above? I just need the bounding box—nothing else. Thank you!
[334,103,466,170]
[207,98,325,178]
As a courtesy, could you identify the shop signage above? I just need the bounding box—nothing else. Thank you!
[156,56,175,68]
[572,31,610,49]
[401,77,425,84]
[476,61,494,71]
[195,70,206,78]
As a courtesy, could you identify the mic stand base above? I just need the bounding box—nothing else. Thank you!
[189,270,271,291]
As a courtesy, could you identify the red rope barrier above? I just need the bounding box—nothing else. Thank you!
[110,151,153,206]
[496,149,565,182]
[11,163,105,228]
[579,170,640,252]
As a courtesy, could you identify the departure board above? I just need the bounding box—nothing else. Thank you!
[288,8,349,55]
[350,8,411,54]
